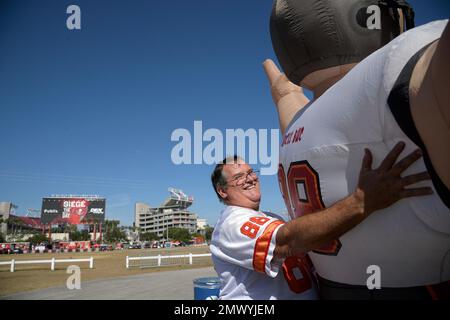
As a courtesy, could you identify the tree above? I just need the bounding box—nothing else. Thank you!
[97,220,126,243]
[70,230,91,241]
[0,233,5,243]
[64,224,77,234]
[140,232,159,242]
[204,225,214,242]
[168,228,191,243]
[103,227,127,243]
[28,234,51,245]
[5,216,26,236]
[103,220,120,232]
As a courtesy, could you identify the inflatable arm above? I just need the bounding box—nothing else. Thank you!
[263,59,310,136]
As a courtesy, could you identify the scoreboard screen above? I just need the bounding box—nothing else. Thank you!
[41,197,105,224]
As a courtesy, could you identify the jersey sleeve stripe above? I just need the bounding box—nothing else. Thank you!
[252,220,284,274]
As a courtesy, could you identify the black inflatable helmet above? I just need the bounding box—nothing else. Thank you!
[270,0,415,85]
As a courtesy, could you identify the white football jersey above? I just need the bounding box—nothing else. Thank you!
[278,20,450,287]
[210,205,318,300]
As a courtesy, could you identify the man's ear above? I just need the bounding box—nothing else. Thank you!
[217,185,228,201]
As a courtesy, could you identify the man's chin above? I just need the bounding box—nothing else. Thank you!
[244,189,260,200]
[248,195,261,205]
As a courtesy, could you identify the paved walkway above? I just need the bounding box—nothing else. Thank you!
[1,267,218,300]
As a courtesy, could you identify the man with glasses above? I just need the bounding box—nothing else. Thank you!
[210,145,432,299]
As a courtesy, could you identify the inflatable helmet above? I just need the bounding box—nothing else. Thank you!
[270,0,415,85]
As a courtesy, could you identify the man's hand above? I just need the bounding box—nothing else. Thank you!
[263,59,310,135]
[276,141,433,257]
[274,142,433,258]
[356,141,433,216]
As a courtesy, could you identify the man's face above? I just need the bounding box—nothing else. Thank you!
[218,160,261,210]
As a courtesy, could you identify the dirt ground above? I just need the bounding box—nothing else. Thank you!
[0,246,212,297]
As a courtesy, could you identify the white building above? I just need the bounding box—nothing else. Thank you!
[0,202,15,235]
[135,188,199,239]
[196,218,207,231]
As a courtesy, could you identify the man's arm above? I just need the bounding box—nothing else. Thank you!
[274,142,432,259]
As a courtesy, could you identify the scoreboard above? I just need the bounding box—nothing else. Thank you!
[41,197,105,225]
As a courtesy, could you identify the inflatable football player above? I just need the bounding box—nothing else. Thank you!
[264,0,450,299]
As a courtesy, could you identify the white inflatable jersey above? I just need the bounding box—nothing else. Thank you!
[278,20,450,287]
[210,205,318,299]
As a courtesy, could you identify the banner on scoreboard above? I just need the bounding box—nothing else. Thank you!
[41,197,105,224]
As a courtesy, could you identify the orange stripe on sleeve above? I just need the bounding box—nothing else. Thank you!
[252,220,284,274]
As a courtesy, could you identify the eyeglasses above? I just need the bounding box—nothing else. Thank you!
[227,170,260,187]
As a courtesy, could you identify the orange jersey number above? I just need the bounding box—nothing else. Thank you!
[279,161,341,255]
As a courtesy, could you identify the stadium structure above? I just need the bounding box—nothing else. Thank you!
[135,188,202,239]
[1,202,53,242]
[0,195,106,242]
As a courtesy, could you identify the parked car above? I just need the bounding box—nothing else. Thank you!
[129,243,142,249]
[11,247,23,254]
[123,243,131,249]
[99,244,113,251]
[0,247,12,254]
[35,244,47,252]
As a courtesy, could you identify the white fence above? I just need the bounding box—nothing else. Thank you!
[0,257,94,272]
[126,253,212,269]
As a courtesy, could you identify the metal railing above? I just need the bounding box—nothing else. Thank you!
[0,257,94,272]
[126,253,211,269]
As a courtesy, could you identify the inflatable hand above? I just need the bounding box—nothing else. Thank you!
[263,59,309,136]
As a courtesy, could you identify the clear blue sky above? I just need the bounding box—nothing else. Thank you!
[0,0,448,227]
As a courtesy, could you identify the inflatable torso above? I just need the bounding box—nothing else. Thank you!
[278,20,450,287]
